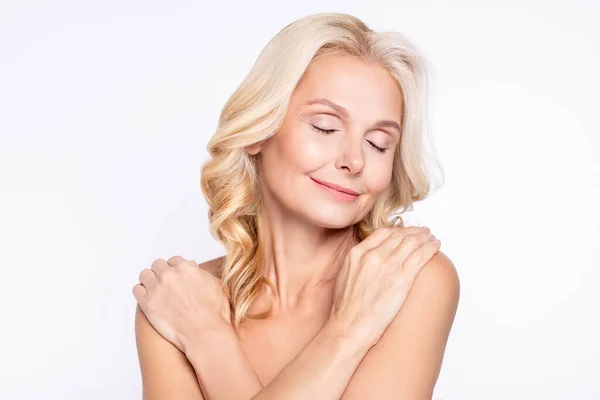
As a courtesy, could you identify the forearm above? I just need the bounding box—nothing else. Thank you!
[183,323,263,400]
[251,318,368,400]
[184,319,370,400]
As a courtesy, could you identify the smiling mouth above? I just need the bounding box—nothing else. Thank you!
[310,178,360,202]
[310,177,359,195]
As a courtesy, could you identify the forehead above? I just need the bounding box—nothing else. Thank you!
[291,53,403,118]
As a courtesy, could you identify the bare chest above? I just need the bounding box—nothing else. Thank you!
[236,313,329,386]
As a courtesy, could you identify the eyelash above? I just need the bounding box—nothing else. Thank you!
[310,124,387,154]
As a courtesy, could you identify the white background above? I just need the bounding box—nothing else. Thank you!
[1,1,599,399]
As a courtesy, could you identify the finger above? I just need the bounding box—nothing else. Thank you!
[352,228,394,255]
[151,258,170,275]
[387,232,435,266]
[346,228,395,279]
[361,226,431,264]
[167,255,188,267]
[397,236,441,278]
[139,268,157,289]
[366,229,421,262]
[401,225,431,235]
[353,226,430,256]
[132,283,147,303]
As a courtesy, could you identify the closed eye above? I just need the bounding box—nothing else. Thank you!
[310,124,388,154]
[366,140,386,153]
[310,124,337,134]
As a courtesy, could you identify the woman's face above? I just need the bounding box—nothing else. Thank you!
[256,53,403,229]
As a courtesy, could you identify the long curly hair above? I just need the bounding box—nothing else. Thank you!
[200,12,443,329]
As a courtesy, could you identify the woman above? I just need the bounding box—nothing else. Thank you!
[133,12,460,400]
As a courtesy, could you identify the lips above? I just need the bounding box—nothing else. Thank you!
[310,177,359,196]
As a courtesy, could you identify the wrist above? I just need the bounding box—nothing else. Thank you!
[179,318,233,356]
[181,320,264,399]
[323,316,371,361]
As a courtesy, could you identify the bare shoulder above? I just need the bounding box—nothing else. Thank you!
[197,256,225,279]
[133,256,226,399]
[395,248,460,337]
[415,249,460,298]
[340,250,460,399]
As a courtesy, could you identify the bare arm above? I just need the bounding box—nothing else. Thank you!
[183,315,369,400]
[184,251,459,400]
[339,251,460,399]
[136,299,368,400]
[135,228,454,399]
[135,304,206,400]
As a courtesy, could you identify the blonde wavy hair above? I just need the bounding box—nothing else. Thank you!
[200,12,443,328]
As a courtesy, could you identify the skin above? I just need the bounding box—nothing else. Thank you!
[242,53,403,316]
[134,53,460,399]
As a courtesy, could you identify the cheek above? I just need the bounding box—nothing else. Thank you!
[259,126,328,196]
[366,161,394,194]
[277,126,329,171]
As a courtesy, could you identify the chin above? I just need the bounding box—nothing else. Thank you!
[302,204,362,230]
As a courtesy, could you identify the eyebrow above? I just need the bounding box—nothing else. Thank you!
[302,97,402,134]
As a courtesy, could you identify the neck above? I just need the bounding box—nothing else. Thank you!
[255,199,357,316]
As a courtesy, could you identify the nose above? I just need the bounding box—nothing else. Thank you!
[334,134,365,175]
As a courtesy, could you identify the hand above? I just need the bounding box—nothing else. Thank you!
[132,256,231,353]
[329,226,441,348]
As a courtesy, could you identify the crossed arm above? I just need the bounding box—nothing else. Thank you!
[134,251,460,400]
